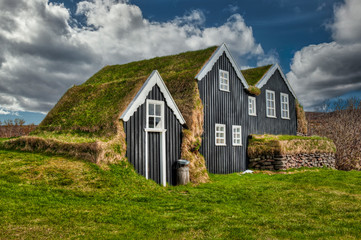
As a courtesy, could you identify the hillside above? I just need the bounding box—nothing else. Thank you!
[1,149,361,239]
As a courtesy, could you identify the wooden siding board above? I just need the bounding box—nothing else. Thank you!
[124,85,183,185]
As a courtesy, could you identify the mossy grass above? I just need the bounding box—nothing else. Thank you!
[241,64,272,86]
[248,134,336,158]
[38,46,218,136]
[1,150,361,239]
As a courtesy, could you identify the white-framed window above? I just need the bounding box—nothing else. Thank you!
[280,93,290,119]
[232,125,242,146]
[215,124,226,146]
[248,96,256,116]
[146,99,164,129]
[219,70,229,92]
[266,90,276,118]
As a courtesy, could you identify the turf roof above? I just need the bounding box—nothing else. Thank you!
[38,46,218,136]
[241,64,272,86]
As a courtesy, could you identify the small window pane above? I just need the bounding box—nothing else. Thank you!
[155,117,161,128]
[149,104,154,115]
[155,104,161,116]
[149,117,154,128]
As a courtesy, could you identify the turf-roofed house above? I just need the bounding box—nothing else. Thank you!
[3,43,304,186]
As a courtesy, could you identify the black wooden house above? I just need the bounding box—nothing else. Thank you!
[41,43,299,186]
[118,43,298,183]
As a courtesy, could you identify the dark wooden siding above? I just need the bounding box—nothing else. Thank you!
[198,54,297,174]
[124,85,183,185]
[198,53,257,174]
[255,70,297,135]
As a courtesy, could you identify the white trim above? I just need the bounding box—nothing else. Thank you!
[280,93,290,120]
[144,129,167,186]
[195,43,249,89]
[120,70,185,125]
[146,99,164,130]
[266,90,276,118]
[232,125,242,146]
[145,131,148,180]
[256,63,297,99]
[219,69,230,92]
[248,96,257,116]
[215,123,226,146]
[160,131,166,186]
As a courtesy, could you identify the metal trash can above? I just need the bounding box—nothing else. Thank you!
[177,159,190,185]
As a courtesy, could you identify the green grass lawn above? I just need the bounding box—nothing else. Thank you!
[1,150,361,239]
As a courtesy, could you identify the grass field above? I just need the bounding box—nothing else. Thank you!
[1,150,361,239]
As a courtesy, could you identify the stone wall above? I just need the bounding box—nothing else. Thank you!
[248,153,336,170]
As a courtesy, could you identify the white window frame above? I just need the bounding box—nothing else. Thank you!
[215,124,226,146]
[232,125,242,146]
[248,96,257,116]
[219,69,229,92]
[146,99,164,131]
[280,93,290,119]
[266,90,276,118]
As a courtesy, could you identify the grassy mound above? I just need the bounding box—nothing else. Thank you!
[248,134,336,158]
[37,46,218,136]
[241,64,272,86]
[296,100,308,135]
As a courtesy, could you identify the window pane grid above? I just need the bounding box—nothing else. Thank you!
[219,70,229,91]
[232,126,242,146]
[215,124,226,146]
[281,93,289,119]
[248,96,256,116]
[147,101,163,129]
[266,90,276,118]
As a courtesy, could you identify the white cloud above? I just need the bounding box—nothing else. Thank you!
[287,0,361,110]
[331,0,361,43]
[0,0,268,112]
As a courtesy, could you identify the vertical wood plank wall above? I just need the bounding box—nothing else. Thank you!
[198,53,297,174]
[255,70,297,135]
[124,85,183,185]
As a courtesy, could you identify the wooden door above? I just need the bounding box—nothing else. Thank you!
[147,132,161,184]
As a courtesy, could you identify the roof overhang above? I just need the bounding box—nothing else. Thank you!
[120,70,186,124]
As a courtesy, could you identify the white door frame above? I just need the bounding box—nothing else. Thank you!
[145,99,167,186]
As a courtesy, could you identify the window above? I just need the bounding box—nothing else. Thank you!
[215,124,226,146]
[219,70,229,91]
[266,90,276,118]
[280,93,290,119]
[232,125,242,146]
[248,96,256,116]
[146,100,164,129]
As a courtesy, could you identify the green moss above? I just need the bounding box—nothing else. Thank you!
[38,46,218,137]
[246,86,261,96]
[241,64,272,86]
[248,134,336,158]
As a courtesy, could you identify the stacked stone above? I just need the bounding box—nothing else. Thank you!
[248,153,336,170]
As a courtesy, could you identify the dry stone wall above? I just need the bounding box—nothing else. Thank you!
[248,153,336,170]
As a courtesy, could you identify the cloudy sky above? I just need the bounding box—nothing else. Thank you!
[0,0,360,124]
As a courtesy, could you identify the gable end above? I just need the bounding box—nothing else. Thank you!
[120,70,186,124]
[256,64,297,98]
[195,43,249,89]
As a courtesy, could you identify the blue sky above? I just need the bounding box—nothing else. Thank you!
[0,0,360,124]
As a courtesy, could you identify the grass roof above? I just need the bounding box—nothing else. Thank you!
[38,46,218,136]
[241,64,272,86]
